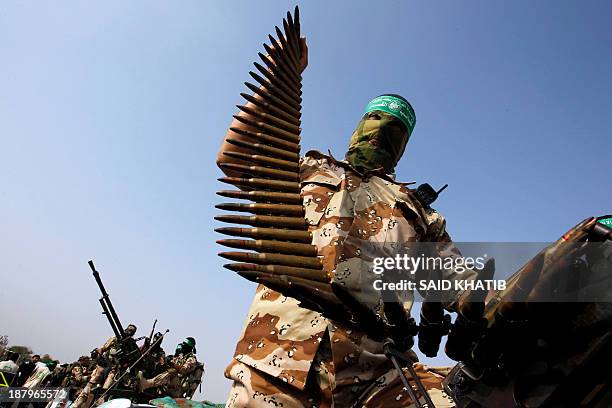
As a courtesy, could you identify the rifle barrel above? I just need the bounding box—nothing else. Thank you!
[89,260,126,337]
[99,298,121,339]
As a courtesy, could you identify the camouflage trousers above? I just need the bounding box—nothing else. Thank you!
[225,336,334,408]
[145,369,182,398]
[71,365,117,408]
[225,337,455,407]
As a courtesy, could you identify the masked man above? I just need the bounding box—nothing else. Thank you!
[217,38,477,407]
[219,76,482,407]
[137,337,198,398]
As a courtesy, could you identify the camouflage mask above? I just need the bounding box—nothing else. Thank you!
[345,111,411,173]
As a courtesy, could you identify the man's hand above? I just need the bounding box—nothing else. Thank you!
[216,30,306,172]
[298,37,308,73]
[266,36,308,73]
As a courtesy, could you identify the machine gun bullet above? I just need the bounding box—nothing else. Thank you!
[217,239,317,257]
[218,176,300,192]
[267,34,300,76]
[244,82,301,118]
[249,69,302,108]
[237,103,301,135]
[225,263,328,282]
[230,122,300,150]
[219,251,322,269]
[274,26,300,69]
[241,92,301,126]
[215,227,312,242]
[253,60,302,97]
[223,151,299,172]
[218,163,299,181]
[215,202,304,216]
[226,137,299,161]
[262,43,301,84]
[215,214,307,228]
[216,190,302,204]
[257,53,301,94]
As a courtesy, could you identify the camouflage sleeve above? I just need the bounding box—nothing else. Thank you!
[427,212,478,311]
[98,336,116,353]
[177,356,197,376]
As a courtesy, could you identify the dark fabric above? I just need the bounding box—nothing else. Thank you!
[15,361,35,386]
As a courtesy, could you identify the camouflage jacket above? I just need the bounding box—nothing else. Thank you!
[230,150,474,391]
[97,336,117,355]
[171,352,198,377]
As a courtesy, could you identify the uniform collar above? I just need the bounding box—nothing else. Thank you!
[304,149,415,186]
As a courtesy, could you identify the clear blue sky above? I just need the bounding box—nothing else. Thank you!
[1,0,610,402]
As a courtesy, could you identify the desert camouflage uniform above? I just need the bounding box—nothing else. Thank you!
[225,151,473,407]
[145,352,198,398]
[63,364,87,397]
[72,336,118,408]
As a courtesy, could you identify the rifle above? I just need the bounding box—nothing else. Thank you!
[98,329,170,402]
[88,260,140,365]
[443,216,612,407]
[143,319,157,349]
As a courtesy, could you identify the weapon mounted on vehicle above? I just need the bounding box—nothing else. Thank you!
[88,260,141,366]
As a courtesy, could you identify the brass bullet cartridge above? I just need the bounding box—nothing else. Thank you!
[223,151,299,171]
[274,26,300,68]
[257,52,302,94]
[225,263,329,283]
[231,118,300,147]
[217,177,300,192]
[219,251,322,269]
[253,61,302,98]
[215,203,304,216]
[249,70,301,109]
[236,103,300,134]
[215,227,311,242]
[241,93,301,126]
[226,137,299,162]
[262,43,301,84]
[216,190,302,204]
[217,239,317,257]
[282,19,300,62]
[244,82,301,118]
[218,163,299,181]
[267,34,300,75]
[214,214,307,228]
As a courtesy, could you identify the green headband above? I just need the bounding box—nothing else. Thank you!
[364,95,416,134]
[598,216,612,228]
